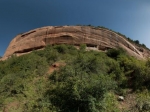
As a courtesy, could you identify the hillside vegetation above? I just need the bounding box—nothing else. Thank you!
[0,44,150,112]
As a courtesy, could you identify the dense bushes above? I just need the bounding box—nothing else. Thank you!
[0,44,150,111]
[47,52,117,111]
[0,52,49,111]
[106,48,126,59]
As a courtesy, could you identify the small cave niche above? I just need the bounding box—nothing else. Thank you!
[86,44,97,48]
[44,35,74,44]
[14,46,45,54]
[139,48,144,52]
[98,45,112,51]
[57,35,74,41]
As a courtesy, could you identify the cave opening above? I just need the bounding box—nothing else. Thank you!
[14,46,45,54]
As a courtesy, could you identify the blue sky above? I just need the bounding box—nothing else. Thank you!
[0,0,150,56]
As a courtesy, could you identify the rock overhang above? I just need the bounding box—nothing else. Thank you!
[1,26,150,60]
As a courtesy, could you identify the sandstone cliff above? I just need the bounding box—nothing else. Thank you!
[1,26,150,60]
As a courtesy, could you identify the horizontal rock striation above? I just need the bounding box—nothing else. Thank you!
[1,26,150,60]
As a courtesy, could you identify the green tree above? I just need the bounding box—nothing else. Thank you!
[106,48,126,59]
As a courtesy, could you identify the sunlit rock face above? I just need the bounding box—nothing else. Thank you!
[1,26,150,60]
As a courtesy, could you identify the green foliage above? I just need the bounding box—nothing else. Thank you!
[106,58,126,87]
[45,48,120,112]
[54,44,68,54]
[0,51,49,111]
[47,65,116,112]
[100,93,120,112]
[131,90,150,112]
[106,48,126,59]
[79,44,86,52]
[146,59,150,67]
[33,45,59,65]
[134,40,140,44]
[141,43,146,48]
[117,54,150,90]
[0,44,150,111]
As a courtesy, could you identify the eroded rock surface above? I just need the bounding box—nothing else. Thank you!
[2,26,150,60]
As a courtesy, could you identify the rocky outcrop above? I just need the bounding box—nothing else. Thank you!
[1,26,150,60]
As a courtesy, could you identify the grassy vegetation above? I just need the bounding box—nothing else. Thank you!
[0,44,150,111]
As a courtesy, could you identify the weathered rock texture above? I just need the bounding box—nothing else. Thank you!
[2,26,150,60]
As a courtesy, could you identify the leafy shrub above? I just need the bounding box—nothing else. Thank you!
[34,45,59,65]
[106,58,126,87]
[100,92,120,112]
[79,44,86,51]
[132,90,150,112]
[47,73,116,111]
[46,53,117,112]
[54,44,68,54]
[107,48,126,59]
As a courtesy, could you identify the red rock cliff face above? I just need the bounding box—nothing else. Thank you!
[2,26,150,60]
